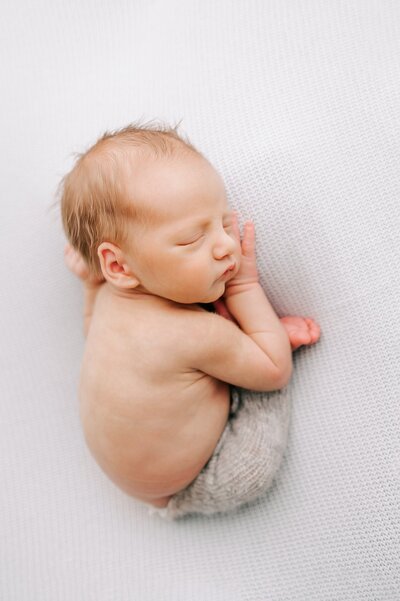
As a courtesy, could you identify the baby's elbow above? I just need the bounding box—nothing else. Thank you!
[269,355,293,390]
[254,358,293,392]
[275,357,293,390]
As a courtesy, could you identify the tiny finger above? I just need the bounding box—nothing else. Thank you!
[241,221,256,256]
[231,211,241,243]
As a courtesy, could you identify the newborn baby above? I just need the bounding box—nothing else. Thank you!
[61,123,320,515]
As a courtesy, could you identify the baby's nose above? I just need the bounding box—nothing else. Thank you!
[213,230,237,259]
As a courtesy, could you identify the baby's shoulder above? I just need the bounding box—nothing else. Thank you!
[164,303,228,346]
[157,302,212,331]
[148,302,218,349]
[170,302,218,323]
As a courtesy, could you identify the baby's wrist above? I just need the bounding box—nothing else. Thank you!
[224,280,260,299]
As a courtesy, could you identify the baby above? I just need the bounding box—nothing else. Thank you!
[61,123,320,515]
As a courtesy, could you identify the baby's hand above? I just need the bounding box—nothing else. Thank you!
[64,243,105,287]
[280,316,321,351]
[225,213,259,297]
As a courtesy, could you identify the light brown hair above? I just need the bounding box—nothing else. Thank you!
[58,120,199,278]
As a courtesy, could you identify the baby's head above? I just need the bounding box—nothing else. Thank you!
[60,121,197,278]
[60,121,240,304]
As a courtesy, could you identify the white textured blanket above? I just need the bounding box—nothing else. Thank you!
[1,1,399,600]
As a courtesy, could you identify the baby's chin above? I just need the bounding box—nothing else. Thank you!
[204,292,225,304]
[198,284,227,304]
[170,284,226,305]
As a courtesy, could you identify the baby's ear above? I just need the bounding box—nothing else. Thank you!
[97,242,140,289]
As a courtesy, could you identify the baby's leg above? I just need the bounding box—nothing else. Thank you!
[150,385,291,520]
[280,316,321,350]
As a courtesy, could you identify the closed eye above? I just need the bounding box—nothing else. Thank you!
[176,234,204,246]
[223,212,234,228]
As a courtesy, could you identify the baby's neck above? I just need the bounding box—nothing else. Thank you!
[104,281,194,311]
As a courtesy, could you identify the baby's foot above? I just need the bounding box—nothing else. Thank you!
[280,316,321,351]
[64,243,104,286]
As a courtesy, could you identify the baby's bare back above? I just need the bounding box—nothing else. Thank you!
[79,284,230,504]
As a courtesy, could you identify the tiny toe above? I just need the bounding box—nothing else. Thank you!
[311,326,321,343]
[298,331,312,345]
[312,320,320,332]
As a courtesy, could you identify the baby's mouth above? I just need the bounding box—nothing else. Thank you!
[219,263,236,279]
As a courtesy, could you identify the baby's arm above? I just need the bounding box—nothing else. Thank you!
[224,216,292,380]
[222,216,320,352]
[185,305,291,391]
[185,218,293,391]
[213,216,321,352]
[186,215,320,390]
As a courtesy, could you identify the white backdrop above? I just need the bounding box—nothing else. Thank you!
[1,1,399,599]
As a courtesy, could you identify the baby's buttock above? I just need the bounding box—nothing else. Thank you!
[79,371,231,502]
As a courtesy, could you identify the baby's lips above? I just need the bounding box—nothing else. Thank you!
[228,259,238,273]
[219,263,235,279]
